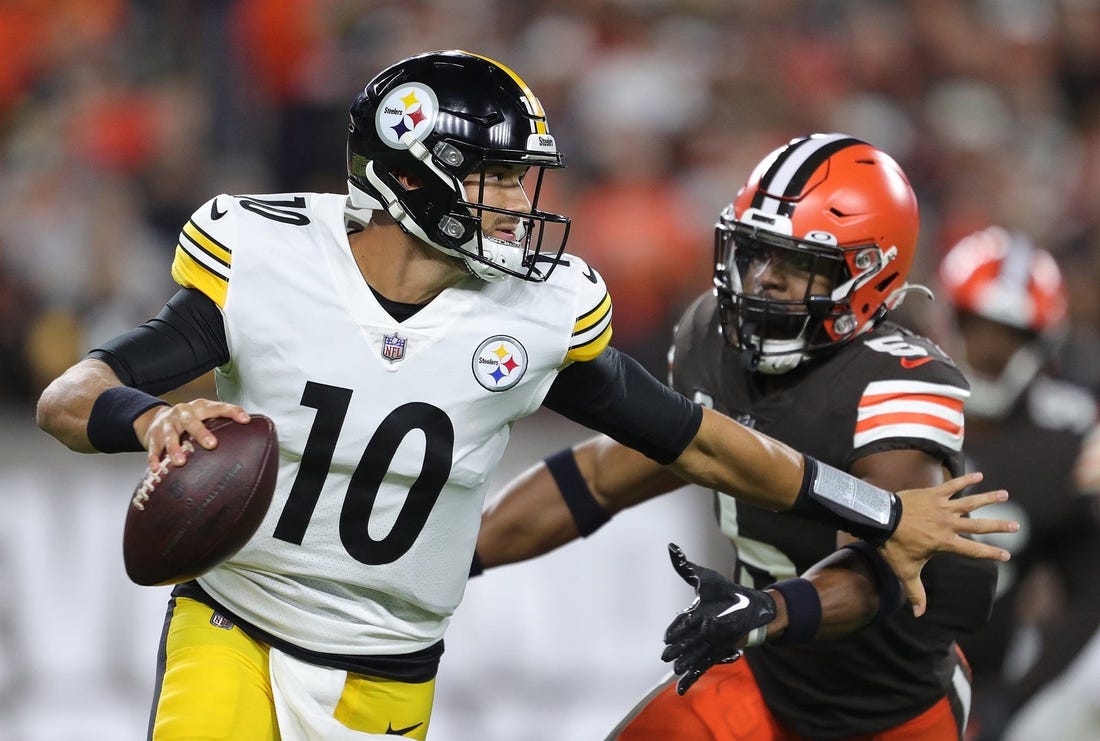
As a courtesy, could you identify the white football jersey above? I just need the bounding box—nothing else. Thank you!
[170,192,612,655]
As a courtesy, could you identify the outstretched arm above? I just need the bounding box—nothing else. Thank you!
[478,435,681,569]
[481,348,1017,616]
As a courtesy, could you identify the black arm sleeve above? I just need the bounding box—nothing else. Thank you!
[86,288,230,395]
[543,346,703,464]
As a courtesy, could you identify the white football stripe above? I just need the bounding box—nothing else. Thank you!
[952,663,972,731]
[861,379,971,401]
[853,422,964,451]
[757,133,851,214]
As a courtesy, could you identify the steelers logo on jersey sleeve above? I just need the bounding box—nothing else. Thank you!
[472,336,528,391]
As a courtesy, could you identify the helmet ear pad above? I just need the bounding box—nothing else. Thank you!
[388,162,467,244]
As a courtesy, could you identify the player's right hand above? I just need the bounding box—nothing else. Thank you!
[662,543,777,695]
[138,399,251,468]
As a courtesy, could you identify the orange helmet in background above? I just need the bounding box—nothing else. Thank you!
[939,226,1070,419]
[714,133,923,374]
[938,225,1067,335]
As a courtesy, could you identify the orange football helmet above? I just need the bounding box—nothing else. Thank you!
[714,133,922,373]
[938,226,1069,418]
[938,225,1067,334]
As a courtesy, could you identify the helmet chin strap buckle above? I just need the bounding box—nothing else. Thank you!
[832,313,857,336]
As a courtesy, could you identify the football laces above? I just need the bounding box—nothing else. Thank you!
[131,439,195,510]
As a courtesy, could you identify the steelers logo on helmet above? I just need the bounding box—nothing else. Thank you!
[375,83,439,150]
[472,335,528,392]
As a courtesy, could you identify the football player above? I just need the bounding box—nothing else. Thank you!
[36,53,1012,740]
[477,134,1003,739]
[937,227,1100,741]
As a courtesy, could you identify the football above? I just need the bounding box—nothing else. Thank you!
[123,415,279,586]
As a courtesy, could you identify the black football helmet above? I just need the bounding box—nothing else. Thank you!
[346,50,570,282]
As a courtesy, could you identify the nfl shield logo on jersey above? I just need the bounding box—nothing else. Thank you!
[382,332,407,363]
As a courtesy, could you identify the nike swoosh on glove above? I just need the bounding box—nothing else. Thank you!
[661,543,777,695]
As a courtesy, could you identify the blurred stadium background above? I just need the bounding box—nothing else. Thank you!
[1,1,1098,739]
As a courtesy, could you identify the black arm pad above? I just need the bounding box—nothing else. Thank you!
[87,288,230,395]
[544,448,610,536]
[543,347,702,464]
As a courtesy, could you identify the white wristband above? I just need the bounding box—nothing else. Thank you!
[745,625,768,647]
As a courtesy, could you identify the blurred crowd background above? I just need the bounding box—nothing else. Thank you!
[3,0,1100,397]
[2,1,1100,739]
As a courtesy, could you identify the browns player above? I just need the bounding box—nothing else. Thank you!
[936,228,1100,741]
[477,134,999,739]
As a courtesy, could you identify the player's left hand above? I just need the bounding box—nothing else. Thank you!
[884,472,1016,617]
[661,543,777,695]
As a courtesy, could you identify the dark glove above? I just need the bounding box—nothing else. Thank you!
[661,543,777,695]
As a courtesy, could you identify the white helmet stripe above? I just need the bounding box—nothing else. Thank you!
[752,133,861,217]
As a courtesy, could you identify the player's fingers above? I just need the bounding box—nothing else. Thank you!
[925,471,984,500]
[941,536,1012,562]
[676,666,708,696]
[716,651,743,666]
[170,405,218,457]
[668,543,697,587]
[664,611,699,643]
[950,512,1019,539]
[951,488,1009,514]
[198,400,251,425]
[902,574,928,618]
[140,406,176,467]
[144,406,196,467]
[189,401,252,449]
[146,441,165,469]
[672,642,712,676]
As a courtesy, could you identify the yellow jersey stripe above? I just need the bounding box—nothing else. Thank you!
[171,246,229,308]
[573,292,611,335]
[566,324,612,363]
[568,289,613,362]
[182,220,232,266]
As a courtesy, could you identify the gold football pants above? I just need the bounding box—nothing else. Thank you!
[148,596,435,740]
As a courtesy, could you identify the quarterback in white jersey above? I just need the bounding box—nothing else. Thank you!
[36,54,1016,740]
[173,189,612,656]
